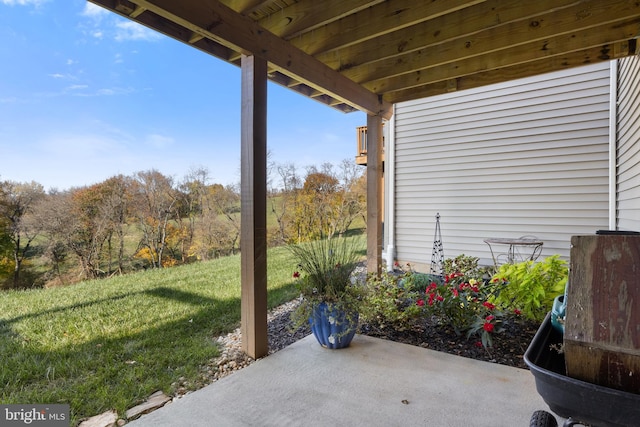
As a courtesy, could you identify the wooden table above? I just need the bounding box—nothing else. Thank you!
[484,237,543,266]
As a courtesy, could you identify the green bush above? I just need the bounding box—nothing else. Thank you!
[401,272,443,292]
[491,255,568,323]
[444,254,483,277]
[360,271,425,332]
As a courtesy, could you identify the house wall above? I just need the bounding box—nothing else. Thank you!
[392,63,612,270]
[616,55,640,232]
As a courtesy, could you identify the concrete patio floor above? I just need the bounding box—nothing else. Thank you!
[128,334,558,427]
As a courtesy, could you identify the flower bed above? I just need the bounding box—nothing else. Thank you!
[357,254,567,367]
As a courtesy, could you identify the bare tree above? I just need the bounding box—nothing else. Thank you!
[34,190,77,283]
[268,162,301,245]
[207,184,241,255]
[99,175,131,275]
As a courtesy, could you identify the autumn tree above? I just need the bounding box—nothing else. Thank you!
[332,159,366,236]
[176,167,211,262]
[131,169,178,268]
[66,185,110,279]
[0,180,45,288]
[298,168,340,240]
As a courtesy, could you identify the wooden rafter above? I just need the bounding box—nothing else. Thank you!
[348,0,640,86]
[92,0,640,114]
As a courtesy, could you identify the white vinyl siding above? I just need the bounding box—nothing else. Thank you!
[616,56,640,232]
[393,63,611,268]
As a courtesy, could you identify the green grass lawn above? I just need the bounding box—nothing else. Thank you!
[0,245,301,425]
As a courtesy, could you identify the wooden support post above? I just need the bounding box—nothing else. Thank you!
[366,114,383,276]
[240,54,268,359]
[565,234,640,393]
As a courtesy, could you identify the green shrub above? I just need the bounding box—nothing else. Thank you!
[443,254,482,276]
[491,255,568,323]
[360,271,424,332]
[401,272,443,292]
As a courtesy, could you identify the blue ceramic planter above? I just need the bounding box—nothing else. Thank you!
[309,302,358,349]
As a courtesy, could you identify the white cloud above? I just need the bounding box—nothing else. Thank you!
[146,134,174,149]
[39,132,124,159]
[80,4,160,43]
[1,0,47,6]
[0,96,20,104]
[89,29,104,39]
[80,3,107,18]
[115,21,161,42]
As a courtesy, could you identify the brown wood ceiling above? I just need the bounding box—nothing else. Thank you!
[90,0,640,117]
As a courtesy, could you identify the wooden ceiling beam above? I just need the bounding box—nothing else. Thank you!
[130,5,146,18]
[120,0,389,116]
[317,0,583,72]
[384,41,633,104]
[345,0,640,84]
[226,0,381,63]
[255,0,381,39]
[218,0,273,16]
[285,0,484,57]
[365,18,640,94]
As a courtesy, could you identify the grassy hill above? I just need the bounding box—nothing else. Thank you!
[0,245,302,425]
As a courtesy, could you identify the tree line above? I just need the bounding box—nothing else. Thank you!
[0,159,366,289]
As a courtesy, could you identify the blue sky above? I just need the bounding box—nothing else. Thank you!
[0,0,365,191]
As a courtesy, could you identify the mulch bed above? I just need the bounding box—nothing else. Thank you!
[358,317,540,369]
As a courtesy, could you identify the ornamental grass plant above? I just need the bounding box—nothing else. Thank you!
[288,235,365,330]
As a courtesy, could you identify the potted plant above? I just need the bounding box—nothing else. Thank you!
[289,236,364,349]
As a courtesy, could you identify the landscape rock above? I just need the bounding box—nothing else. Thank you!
[125,391,171,420]
[78,410,117,427]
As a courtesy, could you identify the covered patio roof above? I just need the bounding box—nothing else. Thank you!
[88,0,640,358]
[90,0,640,115]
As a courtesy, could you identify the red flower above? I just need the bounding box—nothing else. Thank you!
[436,295,444,302]
[428,293,435,306]
[483,322,495,333]
[483,302,496,310]
[416,299,425,307]
[293,271,300,279]
[451,288,459,297]
[485,315,495,322]
[514,308,522,315]
[471,285,480,293]
[474,341,483,348]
